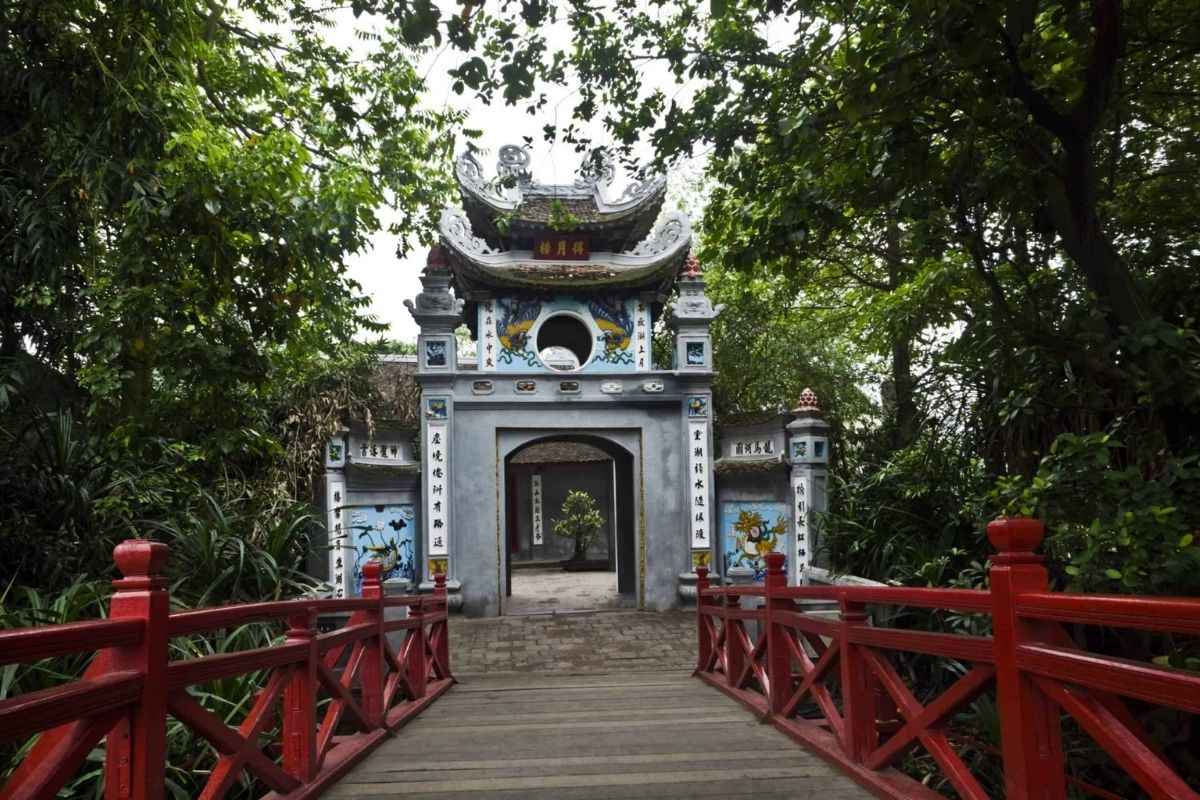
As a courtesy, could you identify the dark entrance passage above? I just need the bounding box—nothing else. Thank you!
[503,435,636,613]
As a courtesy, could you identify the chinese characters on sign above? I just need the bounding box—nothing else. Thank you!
[635,302,650,371]
[688,419,711,549]
[480,300,497,372]
[731,439,775,457]
[533,235,589,261]
[326,479,350,599]
[425,401,449,559]
[792,474,811,573]
[352,439,407,463]
[531,473,544,546]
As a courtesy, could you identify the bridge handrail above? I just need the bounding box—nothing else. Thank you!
[695,517,1200,800]
[0,540,454,800]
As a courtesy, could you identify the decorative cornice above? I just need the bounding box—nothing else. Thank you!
[440,208,498,256]
[625,214,689,257]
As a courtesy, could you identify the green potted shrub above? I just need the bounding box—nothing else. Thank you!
[553,490,606,570]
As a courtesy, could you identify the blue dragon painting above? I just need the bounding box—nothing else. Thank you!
[496,299,541,366]
[586,297,635,365]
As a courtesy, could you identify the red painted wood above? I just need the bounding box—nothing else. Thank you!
[1032,676,1200,800]
[1015,590,1200,635]
[408,597,428,700]
[360,562,386,728]
[0,540,454,800]
[432,572,451,678]
[723,590,744,690]
[105,539,170,800]
[283,610,318,783]
[693,515,1200,800]
[838,597,877,764]
[763,553,791,716]
[0,619,144,666]
[987,518,1066,800]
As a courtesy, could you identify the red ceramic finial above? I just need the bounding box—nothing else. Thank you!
[425,243,447,272]
[426,243,444,265]
[986,517,1045,553]
[681,253,702,276]
[113,539,169,579]
[793,388,820,412]
[112,538,169,591]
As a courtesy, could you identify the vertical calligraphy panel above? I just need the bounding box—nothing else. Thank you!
[531,473,544,546]
[634,300,651,371]
[688,420,711,549]
[479,300,497,372]
[424,397,450,559]
[326,479,351,599]
[792,473,811,574]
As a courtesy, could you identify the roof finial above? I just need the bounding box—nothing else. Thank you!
[681,253,702,276]
[793,388,820,412]
[425,243,447,273]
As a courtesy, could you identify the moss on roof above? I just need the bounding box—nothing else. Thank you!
[510,441,613,465]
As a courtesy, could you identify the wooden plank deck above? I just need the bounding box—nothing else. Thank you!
[327,671,875,799]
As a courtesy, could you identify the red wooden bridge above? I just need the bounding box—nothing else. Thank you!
[1,518,1198,799]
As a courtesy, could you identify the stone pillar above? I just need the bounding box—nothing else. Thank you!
[404,245,462,374]
[405,245,464,608]
[672,255,724,602]
[323,427,351,599]
[786,389,830,585]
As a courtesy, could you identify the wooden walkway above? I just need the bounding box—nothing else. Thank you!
[328,671,874,799]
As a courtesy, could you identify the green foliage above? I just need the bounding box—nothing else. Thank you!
[991,420,1200,596]
[151,493,319,607]
[545,198,582,232]
[553,490,605,560]
[471,0,1200,600]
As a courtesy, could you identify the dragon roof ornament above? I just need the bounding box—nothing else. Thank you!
[624,214,689,257]
[454,145,667,214]
[440,208,498,256]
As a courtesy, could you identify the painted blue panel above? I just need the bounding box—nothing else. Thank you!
[721,501,789,581]
[484,295,645,373]
[347,504,416,596]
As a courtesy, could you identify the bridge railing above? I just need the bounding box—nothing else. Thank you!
[696,518,1200,800]
[0,539,454,800]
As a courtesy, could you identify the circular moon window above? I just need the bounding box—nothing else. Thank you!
[537,314,594,371]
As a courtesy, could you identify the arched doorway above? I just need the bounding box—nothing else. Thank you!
[503,434,637,614]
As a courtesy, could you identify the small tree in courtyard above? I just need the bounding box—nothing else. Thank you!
[553,490,604,561]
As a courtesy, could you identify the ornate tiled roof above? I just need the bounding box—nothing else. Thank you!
[713,456,787,475]
[439,207,690,296]
[717,409,786,429]
[509,441,613,465]
[371,357,421,426]
[455,146,667,250]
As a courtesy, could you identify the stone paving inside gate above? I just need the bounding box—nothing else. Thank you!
[449,609,696,675]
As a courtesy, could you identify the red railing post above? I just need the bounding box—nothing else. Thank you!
[282,608,317,782]
[408,591,428,700]
[695,566,712,673]
[433,572,450,676]
[838,593,876,763]
[724,588,743,688]
[764,553,790,717]
[989,517,1066,800]
[360,562,385,728]
[105,539,170,800]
